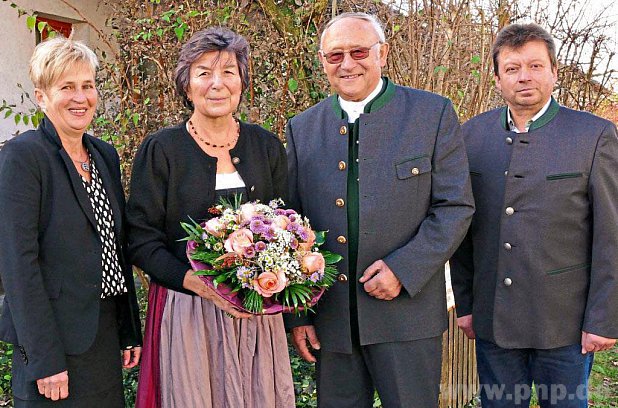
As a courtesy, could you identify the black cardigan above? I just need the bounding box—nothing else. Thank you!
[126,120,287,292]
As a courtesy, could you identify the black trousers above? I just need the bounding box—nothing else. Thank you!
[316,335,443,408]
[12,298,124,407]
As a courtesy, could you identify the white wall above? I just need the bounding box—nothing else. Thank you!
[0,0,115,142]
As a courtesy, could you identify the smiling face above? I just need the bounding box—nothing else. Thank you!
[186,51,242,120]
[495,40,558,115]
[35,61,98,139]
[319,17,389,102]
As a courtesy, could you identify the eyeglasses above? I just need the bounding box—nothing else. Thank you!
[320,42,382,64]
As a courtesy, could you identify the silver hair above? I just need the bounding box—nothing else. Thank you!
[320,12,386,49]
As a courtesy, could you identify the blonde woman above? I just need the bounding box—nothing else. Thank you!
[0,37,142,407]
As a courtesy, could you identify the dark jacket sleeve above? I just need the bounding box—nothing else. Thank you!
[583,122,618,338]
[126,137,189,292]
[0,141,67,380]
[449,232,474,317]
[271,137,289,204]
[382,100,475,298]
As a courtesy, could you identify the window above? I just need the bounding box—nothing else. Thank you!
[35,16,72,43]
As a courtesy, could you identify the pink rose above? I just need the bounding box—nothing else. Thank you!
[203,217,225,238]
[253,270,287,297]
[301,252,325,275]
[274,215,291,230]
[298,228,317,251]
[224,228,254,256]
[239,203,258,223]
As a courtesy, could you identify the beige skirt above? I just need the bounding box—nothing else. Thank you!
[159,289,295,408]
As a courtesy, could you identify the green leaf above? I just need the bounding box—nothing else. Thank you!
[471,55,481,64]
[14,113,21,125]
[174,26,185,41]
[37,21,47,33]
[393,24,401,33]
[23,115,29,126]
[26,15,36,31]
[4,110,12,119]
[287,78,298,93]
[132,113,139,127]
[315,230,326,246]
[322,251,343,264]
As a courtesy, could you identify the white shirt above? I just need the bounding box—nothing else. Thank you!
[339,79,384,123]
[215,171,245,190]
[507,98,552,133]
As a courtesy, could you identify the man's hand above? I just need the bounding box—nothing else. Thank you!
[359,260,402,300]
[457,314,475,339]
[37,370,69,401]
[123,346,142,369]
[183,270,252,319]
[291,325,321,363]
[581,331,616,354]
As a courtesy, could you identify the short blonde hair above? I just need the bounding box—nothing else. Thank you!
[29,36,99,90]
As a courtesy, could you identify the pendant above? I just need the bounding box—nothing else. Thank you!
[81,161,91,172]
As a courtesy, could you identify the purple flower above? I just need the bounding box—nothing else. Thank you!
[243,245,256,258]
[309,271,322,283]
[286,222,300,233]
[297,227,309,241]
[250,219,265,233]
[288,214,298,223]
[262,227,276,241]
[290,237,299,250]
[255,241,267,252]
[274,209,286,216]
[286,209,297,216]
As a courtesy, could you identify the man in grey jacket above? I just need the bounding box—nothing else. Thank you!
[286,12,474,408]
[451,23,618,407]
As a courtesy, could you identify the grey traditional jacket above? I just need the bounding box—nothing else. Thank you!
[286,79,475,353]
[451,99,618,349]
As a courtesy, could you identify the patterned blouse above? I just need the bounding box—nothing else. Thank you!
[80,152,127,298]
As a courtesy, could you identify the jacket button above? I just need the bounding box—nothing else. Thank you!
[232,157,240,164]
[337,274,348,282]
[505,207,514,215]
[503,277,513,286]
[411,167,420,176]
[250,185,255,192]
[337,235,347,244]
[339,126,347,135]
[504,242,512,250]
[335,198,345,207]
[338,161,347,171]
[506,137,513,145]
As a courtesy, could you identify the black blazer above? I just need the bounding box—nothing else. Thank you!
[0,117,142,382]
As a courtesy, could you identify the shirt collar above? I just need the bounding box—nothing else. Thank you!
[339,79,384,123]
[507,97,552,133]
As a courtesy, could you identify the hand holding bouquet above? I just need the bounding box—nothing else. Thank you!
[181,198,342,314]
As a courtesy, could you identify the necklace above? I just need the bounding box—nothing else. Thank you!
[71,153,91,172]
[188,119,240,149]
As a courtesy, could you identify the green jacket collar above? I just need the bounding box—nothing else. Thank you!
[331,77,396,120]
[500,97,560,131]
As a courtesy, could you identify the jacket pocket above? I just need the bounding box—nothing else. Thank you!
[546,262,590,276]
[546,172,583,181]
[395,155,431,180]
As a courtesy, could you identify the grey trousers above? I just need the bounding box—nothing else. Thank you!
[316,335,443,408]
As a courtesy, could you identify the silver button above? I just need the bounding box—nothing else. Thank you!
[232,157,240,164]
[505,207,514,215]
[356,140,359,144]
[504,170,509,176]
[504,242,512,250]
[356,159,359,163]
[506,137,513,145]
[250,185,255,192]
[503,277,513,286]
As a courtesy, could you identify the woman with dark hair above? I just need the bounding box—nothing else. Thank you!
[0,36,142,407]
[128,27,294,408]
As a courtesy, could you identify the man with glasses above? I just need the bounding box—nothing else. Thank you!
[285,12,474,407]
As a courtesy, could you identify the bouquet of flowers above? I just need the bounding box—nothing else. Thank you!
[180,197,342,314]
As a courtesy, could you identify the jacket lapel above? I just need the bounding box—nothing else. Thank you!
[41,117,98,233]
